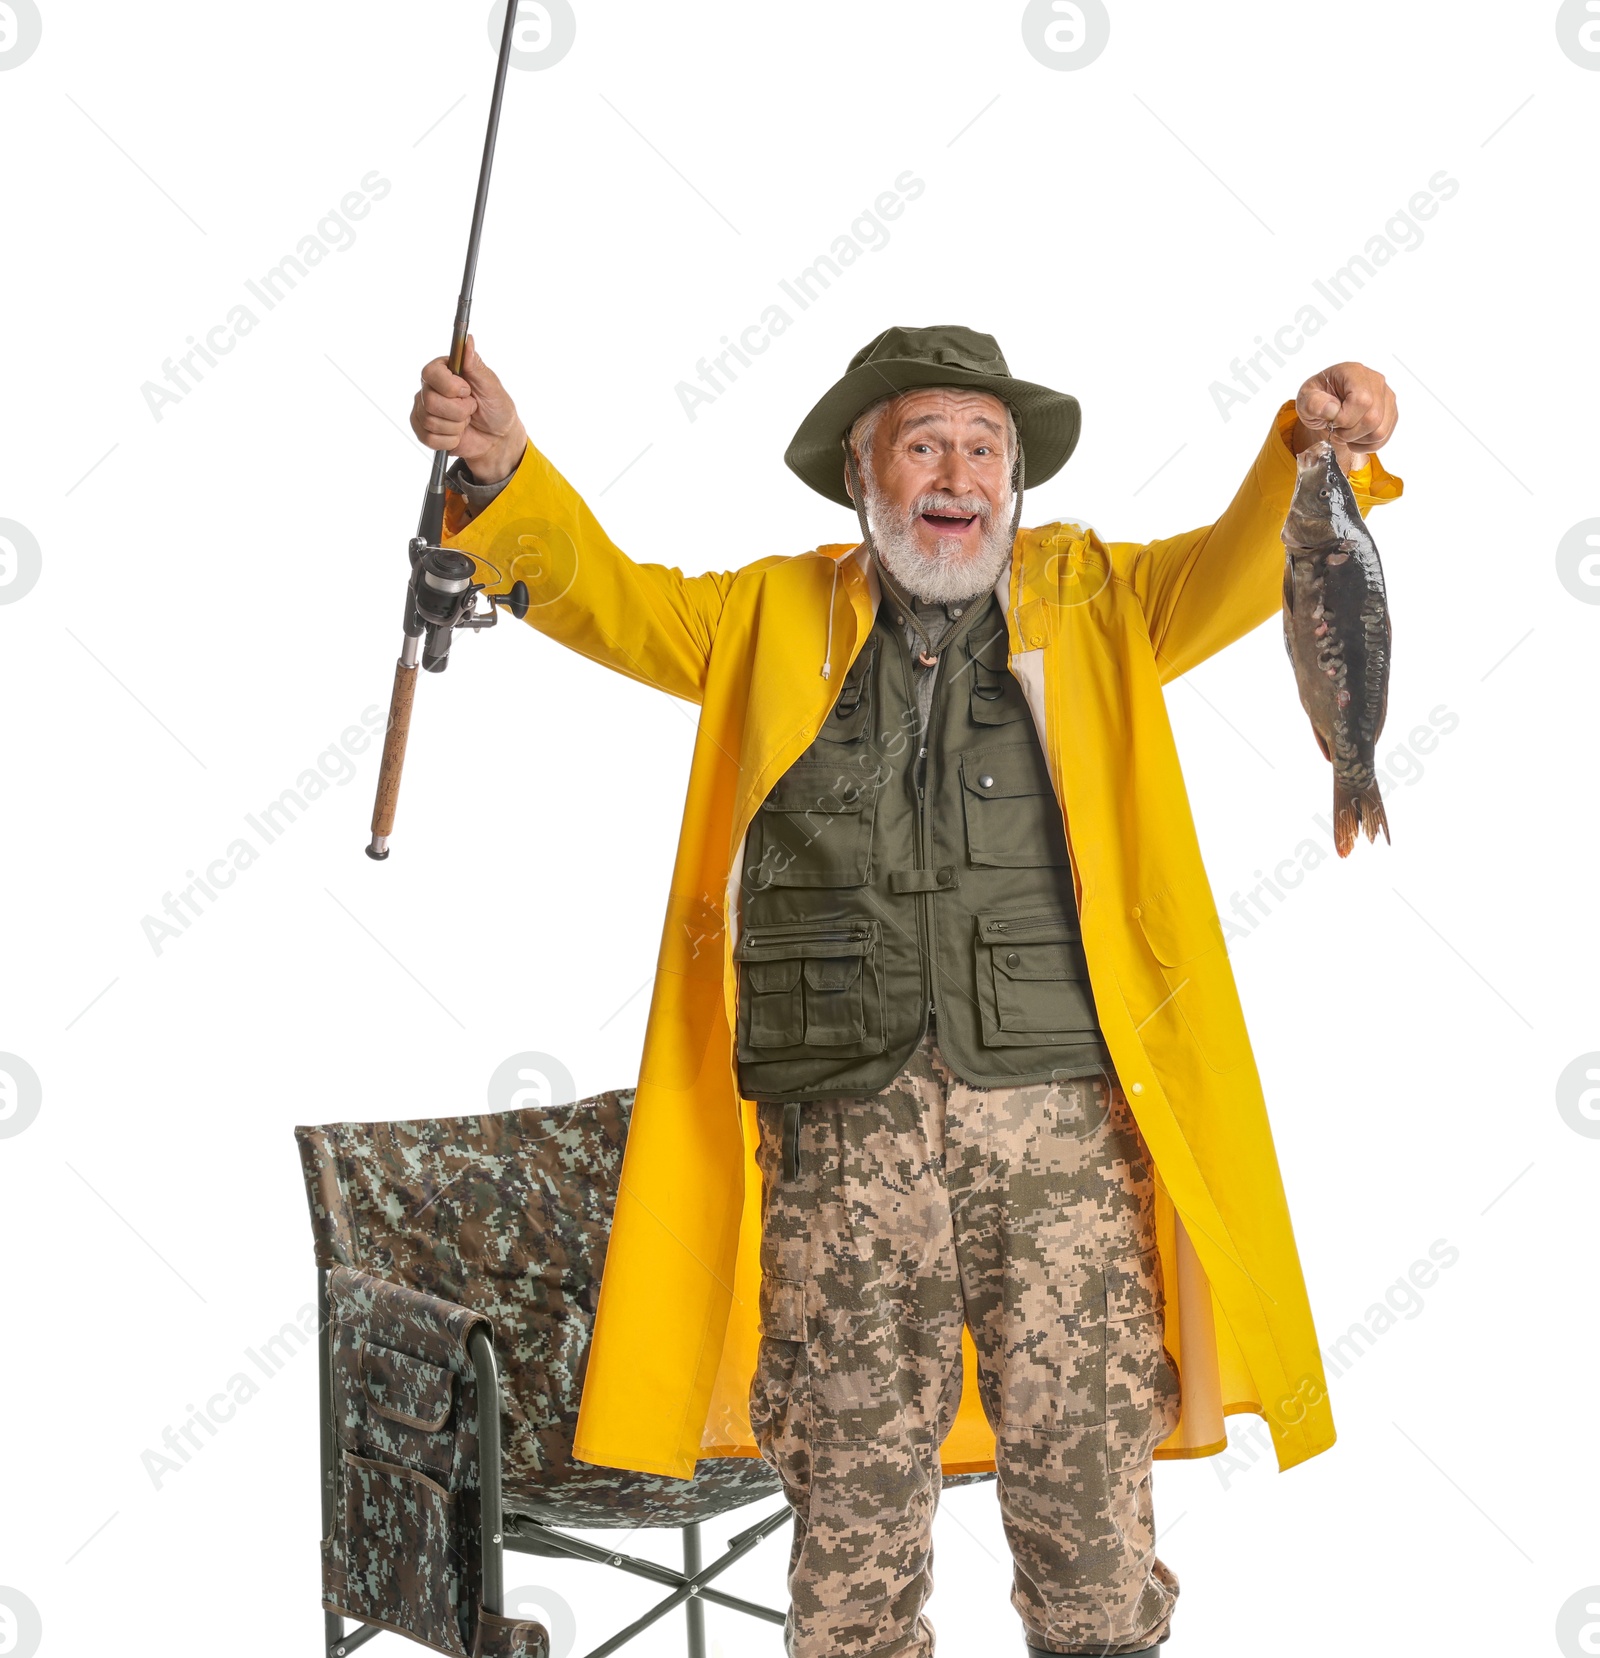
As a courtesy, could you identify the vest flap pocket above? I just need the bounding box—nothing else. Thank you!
[736,921,885,1060]
[762,762,866,813]
[747,958,802,995]
[975,909,1098,1046]
[804,956,862,992]
[993,941,1079,982]
[750,763,878,890]
[360,1342,455,1434]
[959,744,1069,870]
[960,746,1049,799]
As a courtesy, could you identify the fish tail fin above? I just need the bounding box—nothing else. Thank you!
[1333,777,1389,857]
[1362,780,1391,847]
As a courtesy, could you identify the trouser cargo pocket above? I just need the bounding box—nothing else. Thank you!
[735,919,886,1062]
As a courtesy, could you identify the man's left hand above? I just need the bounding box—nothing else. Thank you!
[1290,362,1398,471]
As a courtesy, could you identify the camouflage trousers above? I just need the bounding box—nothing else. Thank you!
[749,1036,1182,1657]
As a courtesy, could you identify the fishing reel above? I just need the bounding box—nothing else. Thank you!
[406,541,529,674]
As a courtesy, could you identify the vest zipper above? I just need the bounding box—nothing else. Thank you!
[898,597,991,1048]
[918,652,947,1041]
[744,927,868,945]
[893,641,937,1043]
[984,915,1071,935]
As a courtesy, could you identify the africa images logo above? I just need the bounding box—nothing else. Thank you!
[0,1587,42,1658]
[1020,0,1110,70]
[0,1,43,71]
[0,1054,42,1140]
[489,0,577,70]
[0,520,41,606]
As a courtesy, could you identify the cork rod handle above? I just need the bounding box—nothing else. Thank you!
[366,654,419,859]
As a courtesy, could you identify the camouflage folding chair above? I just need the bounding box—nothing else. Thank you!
[295,1088,789,1658]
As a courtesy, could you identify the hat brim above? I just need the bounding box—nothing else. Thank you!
[784,357,1081,508]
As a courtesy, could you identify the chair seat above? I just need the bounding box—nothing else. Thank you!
[504,1453,780,1531]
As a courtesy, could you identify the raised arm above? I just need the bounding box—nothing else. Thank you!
[1110,363,1403,683]
[411,340,738,704]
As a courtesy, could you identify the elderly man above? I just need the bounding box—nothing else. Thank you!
[411,326,1401,1657]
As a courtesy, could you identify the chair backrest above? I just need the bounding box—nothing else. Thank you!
[296,1091,778,1526]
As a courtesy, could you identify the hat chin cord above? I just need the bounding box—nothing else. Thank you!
[832,431,1027,678]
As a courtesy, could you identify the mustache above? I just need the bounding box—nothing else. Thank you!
[910,491,992,521]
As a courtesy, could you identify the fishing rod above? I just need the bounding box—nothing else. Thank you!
[366,0,527,860]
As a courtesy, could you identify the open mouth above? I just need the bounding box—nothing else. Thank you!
[920,512,978,534]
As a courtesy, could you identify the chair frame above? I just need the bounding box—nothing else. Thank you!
[315,1270,791,1658]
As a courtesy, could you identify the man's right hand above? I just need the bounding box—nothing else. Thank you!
[410,335,527,483]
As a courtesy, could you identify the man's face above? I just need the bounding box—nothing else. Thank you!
[852,387,1013,563]
[846,387,1017,605]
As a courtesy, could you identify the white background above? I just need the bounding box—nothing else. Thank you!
[2,2,1596,1655]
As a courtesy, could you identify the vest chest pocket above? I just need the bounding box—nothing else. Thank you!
[735,920,886,1061]
[960,745,1069,868]
[975,910,1099,1047]
[747,761,880,890]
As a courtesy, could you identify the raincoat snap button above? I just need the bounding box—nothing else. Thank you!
[1130,1082,1145,1095]
[1005,951,1021,967]
[979,774,995,789]
[1131,905,1142,918]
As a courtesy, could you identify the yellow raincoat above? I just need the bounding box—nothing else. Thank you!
[445,400,1402,1478]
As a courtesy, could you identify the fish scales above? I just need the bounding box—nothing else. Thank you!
[1281,439,1392,857]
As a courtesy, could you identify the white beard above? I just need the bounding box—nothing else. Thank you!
[864,482,1016,605]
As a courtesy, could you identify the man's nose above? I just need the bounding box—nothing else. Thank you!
[931,452,982,501]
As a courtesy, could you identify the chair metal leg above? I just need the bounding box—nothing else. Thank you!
[326,1624,382,1657]
[682,1523,706,1658]
[565,1505,791,1658]
[318,1271,347,1657]
[505,1515,786,1624]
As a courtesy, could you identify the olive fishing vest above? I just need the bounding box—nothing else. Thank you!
[735,589,1113,1101]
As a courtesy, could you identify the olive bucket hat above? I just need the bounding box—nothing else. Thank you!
[784,324,1081,508]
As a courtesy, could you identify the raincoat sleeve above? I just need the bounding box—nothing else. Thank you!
[442,438,739,705]
[1107,400,1403,684]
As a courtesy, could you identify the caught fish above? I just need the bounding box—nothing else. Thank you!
[1282,439,1392,857]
